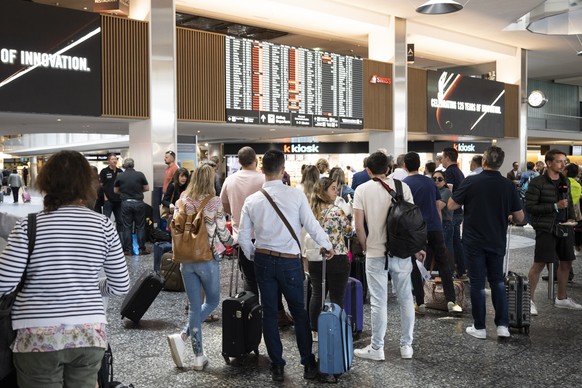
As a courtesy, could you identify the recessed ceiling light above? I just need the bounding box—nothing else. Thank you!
[57,118,61,122]
[83,7,88,10]
[269,128,276,132]
[204,143,208,147]
[197,130,201,133]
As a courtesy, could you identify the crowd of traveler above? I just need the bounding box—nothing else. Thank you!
[3,144,582,386]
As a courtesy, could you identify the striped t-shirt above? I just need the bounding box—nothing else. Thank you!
[0,206,130,330]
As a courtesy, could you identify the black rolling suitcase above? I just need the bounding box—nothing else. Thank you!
[120,269,170,323]
[222,257,262,364]
[504,226,531,334]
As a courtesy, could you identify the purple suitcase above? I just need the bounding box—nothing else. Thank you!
[344,277,363,339]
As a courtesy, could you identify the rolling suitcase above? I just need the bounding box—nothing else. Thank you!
[318,254,353,382]
[504,225,531,334]
[153,241,172,272]
[222,257,262,364]
[343,277,363,339]
[160,252,184,292]
[120,267,174,323]
[21,188,31,203]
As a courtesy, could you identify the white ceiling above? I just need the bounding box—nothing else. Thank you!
[3,0,582,149]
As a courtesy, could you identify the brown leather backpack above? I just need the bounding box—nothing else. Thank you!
[171,196,215,263]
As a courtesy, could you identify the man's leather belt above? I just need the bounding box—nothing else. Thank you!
[255,248,301,259]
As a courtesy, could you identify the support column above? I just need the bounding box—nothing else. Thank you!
[367,17,407,156]
[128,0,178,205]
[496,48,527,171]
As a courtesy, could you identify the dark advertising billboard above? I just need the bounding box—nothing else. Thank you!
[0,1,101,116]
[427,70,505,137]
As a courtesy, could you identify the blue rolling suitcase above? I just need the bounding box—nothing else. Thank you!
[153,241,172,272]
[318,257,353,382]
[344,277,364,339]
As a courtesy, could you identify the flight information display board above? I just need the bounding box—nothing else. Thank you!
[226,36,364,129]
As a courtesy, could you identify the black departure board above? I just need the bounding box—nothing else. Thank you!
[226,36,364,129]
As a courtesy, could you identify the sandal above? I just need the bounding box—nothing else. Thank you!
[204,313,219,323]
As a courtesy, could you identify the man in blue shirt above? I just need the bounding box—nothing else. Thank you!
[403,152,463,313]
[442,147,467,280]
[449,146,524,339]
[351,157,370,191]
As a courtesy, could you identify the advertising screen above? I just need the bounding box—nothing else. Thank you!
[427,70,505,137]
[226,36,364,129]
[0,1,101,116]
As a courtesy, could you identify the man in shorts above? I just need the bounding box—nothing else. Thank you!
[525,149,582,315]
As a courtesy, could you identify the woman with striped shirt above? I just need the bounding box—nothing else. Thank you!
[167,164,233,371]
[0,150,130,388]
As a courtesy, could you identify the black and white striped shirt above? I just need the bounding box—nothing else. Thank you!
[0,206,130,329]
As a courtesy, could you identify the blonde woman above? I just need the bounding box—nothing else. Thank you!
[307,177,352,340]
[167,164,233,371]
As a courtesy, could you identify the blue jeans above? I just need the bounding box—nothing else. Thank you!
[366,257,414,348]
[453,213,466,276]
[120,200,146,252]
[103,200,123,233]
[463,242,508,329]
[181,257,220,355]
[254,253,314,368]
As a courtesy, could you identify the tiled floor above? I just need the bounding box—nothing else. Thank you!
[3,191,582,387]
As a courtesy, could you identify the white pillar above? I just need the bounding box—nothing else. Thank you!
[367,17,407,157]
[497,48,527,170]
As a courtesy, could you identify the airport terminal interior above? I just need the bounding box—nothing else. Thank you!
[2,191,582,387]
[2,0,582,387]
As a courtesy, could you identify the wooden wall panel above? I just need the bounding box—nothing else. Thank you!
[363,59,392,131]
[101,15,149,118]
[408,68,427,134]
[504,84,519,138]
[177,28,225,122]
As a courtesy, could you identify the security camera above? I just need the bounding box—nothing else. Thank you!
[578,51,582,56]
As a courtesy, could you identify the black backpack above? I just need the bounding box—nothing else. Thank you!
[374,178,427,268]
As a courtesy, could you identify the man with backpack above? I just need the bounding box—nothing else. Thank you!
[518,162,539,226]
[353,151,425,361]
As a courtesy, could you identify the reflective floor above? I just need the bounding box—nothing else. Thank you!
[3,191,582,387]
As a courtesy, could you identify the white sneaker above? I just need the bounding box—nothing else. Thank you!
[447,301,463,313]
[400,345,413,359]
[193,354,209,371]
[496,326,510,338]
[312,331,318,342]
[530,300,538,316]
[354,344,385,361]
[465,325,486,340]
[554,297,582,310]
[167,333,188,368]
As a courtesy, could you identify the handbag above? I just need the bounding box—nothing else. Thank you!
[0,213,36,380]
[423,277,466,311]
[171,196,216,263]
[159,190,175,220]
[553,223,572,239]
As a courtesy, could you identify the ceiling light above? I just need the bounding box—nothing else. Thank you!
[416,0,463,15]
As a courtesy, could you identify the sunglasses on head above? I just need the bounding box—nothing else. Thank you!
[433,177,444,182]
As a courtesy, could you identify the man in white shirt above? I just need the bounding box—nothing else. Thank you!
[239,149,334,382]
[468,155,483,176]
[388,154,408,181]
[353,151,422,361]
[220,146,293,326]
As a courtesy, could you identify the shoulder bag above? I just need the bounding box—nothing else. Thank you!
[260,189,302,251]
[159,189,175,220]
[171,196,216,263]
[0,213,36,380]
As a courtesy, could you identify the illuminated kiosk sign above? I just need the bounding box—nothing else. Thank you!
[0,1,102,116]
